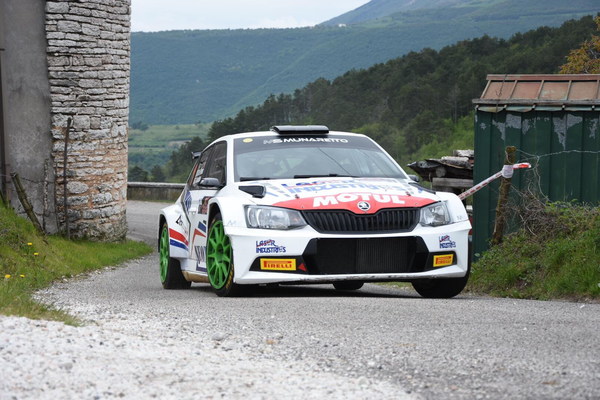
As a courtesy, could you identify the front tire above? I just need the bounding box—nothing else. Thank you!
[411,267,470,299]
[206,213,243,297]
[159,224,191,289]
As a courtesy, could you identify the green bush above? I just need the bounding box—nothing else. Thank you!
[469,201,600,300]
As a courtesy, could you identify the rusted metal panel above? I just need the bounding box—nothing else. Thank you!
[483,81,514,100]
[513,81,541,100]
[570,80,600,100]
[539,81,569,100]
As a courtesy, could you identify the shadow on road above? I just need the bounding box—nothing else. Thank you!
[188,283,421,299]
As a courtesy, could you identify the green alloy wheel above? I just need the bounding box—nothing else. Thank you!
[207,213,243,297]
[159,223,191,289]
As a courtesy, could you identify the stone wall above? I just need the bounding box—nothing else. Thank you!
[45,0,131,240]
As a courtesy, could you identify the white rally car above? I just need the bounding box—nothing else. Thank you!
[158,126,471,297]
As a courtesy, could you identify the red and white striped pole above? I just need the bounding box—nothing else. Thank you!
[458,163,531,200]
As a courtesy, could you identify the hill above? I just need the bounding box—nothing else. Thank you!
[129,0,599,125]
[204,16,597,167]
[321,0,463,26]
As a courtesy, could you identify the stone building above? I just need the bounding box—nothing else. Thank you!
[0,0,131,240]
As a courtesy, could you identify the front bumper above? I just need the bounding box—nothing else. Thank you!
[226,221,470,285]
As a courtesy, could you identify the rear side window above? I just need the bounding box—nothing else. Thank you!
[188,147,212,188]
[204,142,227,185]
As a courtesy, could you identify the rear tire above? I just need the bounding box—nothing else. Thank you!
[333,281,364,291]
[159,223,191,289]
[411,267,469,299]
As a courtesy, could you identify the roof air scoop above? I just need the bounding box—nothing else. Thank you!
[270,125,329,134]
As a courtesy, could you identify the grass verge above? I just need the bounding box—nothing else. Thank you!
[469,201,600,301]
[0,204,152,323]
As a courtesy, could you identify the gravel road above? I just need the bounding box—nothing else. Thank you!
[1,201,599,399]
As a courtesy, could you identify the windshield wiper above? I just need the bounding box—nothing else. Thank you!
[239,176,272,182]
[293,173,354,179]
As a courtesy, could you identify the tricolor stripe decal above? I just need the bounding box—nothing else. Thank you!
[169,228,189,250]
[192,222,207,244]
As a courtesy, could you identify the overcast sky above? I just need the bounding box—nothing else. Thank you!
[130,0,371,32]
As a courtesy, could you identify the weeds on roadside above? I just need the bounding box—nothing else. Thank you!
[0,204,152,322]
[469,198,600,301]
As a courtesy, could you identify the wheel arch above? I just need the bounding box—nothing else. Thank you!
[158,214,167,249]
[208,202,221,225]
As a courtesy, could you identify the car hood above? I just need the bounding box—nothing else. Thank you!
[242,177,439,214]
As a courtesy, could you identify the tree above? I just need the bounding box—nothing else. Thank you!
[130,121,149,131]
[129,166,149,182]
[560,16,600,74]
[150,165,166,182]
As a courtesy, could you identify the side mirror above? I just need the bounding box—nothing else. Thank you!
[408,174,420,183]
[198,177,223,188]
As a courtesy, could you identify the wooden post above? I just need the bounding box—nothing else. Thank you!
[491,146,516,246]
[10,173,44,234]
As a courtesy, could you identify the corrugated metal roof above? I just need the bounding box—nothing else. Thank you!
[473,74,600,111]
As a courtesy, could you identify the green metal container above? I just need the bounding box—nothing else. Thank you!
[473,74,600,258]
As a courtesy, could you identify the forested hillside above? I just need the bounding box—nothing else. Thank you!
[130,0,599,125]
[204,16,596,167]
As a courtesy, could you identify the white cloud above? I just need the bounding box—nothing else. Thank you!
[131,0,370,32]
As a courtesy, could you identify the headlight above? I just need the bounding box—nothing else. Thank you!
[420,202,450,226]
[245,206,307,230]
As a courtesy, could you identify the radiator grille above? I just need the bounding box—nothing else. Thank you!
[302,208,419,233]
[304,237,428,275]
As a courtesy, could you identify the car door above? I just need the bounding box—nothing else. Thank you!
[186,141,227,274]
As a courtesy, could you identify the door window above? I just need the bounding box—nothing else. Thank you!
[203,142,227,186]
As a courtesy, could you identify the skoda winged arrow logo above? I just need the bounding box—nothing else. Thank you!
[357,201,371,212]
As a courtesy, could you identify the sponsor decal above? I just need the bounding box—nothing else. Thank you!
[176,215,183,226]
[256,239,287,254]
[260,258,297,271]
[433,254,454,268]
[273,191,434,213]
[169,228,188,251]
[195,245,207,273]
[263,137,349,144]
[264,183,293,198]
[184,190,192,212]
[314,193,405,207]
[280,179,412,194]
[439,235,457,249]
[199,196,212,214]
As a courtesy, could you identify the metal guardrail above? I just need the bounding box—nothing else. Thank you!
[127,182,184,202]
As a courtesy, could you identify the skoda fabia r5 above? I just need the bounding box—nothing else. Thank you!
[158,126,471,297]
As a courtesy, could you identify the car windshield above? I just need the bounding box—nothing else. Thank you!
[234,135,407,182]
